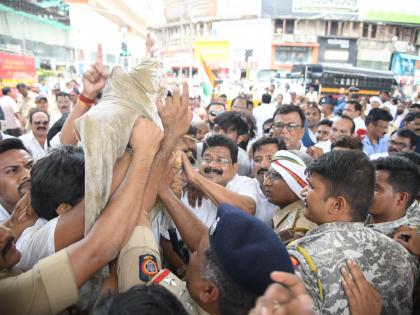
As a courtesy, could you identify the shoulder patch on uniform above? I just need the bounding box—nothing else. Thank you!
[139,254,159,282]
[290,255,300,267]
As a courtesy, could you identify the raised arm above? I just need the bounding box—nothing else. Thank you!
[182,153,256,215]
[60,44,107,145]
[66,117,163,288]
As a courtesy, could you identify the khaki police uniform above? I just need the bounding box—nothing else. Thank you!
[0,249,79,315]
[117,225,209,315]
[272,200,316,244]
[287,222,414,315]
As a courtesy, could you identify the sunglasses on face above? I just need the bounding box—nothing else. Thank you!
[33,121,49,126]
[209,110,223,117]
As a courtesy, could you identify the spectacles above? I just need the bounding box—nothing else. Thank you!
[209,110,223,117]
[202,156,231,165]
[389,140,409,148]
[33,121,49,126]
[273,122,302,132]
[263,170,283,181]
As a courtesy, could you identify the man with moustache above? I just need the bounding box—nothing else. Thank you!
[264,150,316,244]
[250,137,286,226]
[164,134,257,231]
[19,109,49,160]
[160,135,258,273]
[50,91,72,126]
[0,139,33,223]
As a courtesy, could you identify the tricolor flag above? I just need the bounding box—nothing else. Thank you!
[198,52,215,98]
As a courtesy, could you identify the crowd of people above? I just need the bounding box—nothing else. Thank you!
[0,48,419,315]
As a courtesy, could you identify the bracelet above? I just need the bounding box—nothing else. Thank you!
[78,99,93,109]
[79,93,95,106]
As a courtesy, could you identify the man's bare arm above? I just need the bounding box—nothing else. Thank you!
[60,44,106,145]
[54,150,132,252]
[66,118,162,288]
[182,154,256,215]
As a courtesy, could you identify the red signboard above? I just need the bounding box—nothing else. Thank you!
[0,53,36,86]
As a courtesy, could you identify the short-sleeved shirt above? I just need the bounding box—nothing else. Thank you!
[16,217,58,271]
[0,95,21,129]
[0,249,79,315]
[272,200,317,244]
[288,222,414,315]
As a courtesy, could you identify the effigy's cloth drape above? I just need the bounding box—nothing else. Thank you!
[76,60,167,235]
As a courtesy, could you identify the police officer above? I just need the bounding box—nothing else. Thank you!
[265,150,316,244]
[288,151,414,314]
[0,117,161,315]
[117,162,296,314]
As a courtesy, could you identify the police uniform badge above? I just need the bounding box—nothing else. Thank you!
[139,254,159,282]
[209,217,220,235]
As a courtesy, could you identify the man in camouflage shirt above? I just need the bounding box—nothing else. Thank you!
[367,156,420,237]
[287,151,414,315]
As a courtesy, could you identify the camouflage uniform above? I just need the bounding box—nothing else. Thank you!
[287,222,414,315]
[365,215,412,238]
[366,214,420,279]
[407,200,420,225]
[272,200,317,245]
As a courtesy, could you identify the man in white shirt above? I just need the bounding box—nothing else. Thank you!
[0,138,33,223]
[0,88,22,136]
[250,136,285,226]
[161,135,258,268]
[310,115,355,156]
[19,109,49,160]
[342,100,366,135]
[253,93,276,137]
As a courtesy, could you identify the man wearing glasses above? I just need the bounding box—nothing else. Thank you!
[370,128,417,160]
[19,109,50,160]
[166,134,257,230]
[272,105,306,152]
[263,150,316,244]
[205,102,225,132]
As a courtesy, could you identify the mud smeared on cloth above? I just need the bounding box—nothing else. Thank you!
[76,60,167,235]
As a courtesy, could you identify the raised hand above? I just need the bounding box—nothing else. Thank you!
[129,117,163,154]
[82,44,107,100]
[157,82,192,140]
[249,272,314,315]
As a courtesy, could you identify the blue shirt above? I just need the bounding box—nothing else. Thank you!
[363,135,389,156]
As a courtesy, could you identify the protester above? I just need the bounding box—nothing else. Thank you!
[0,87,22,136]
[272,105,306,152]
[251,137,286,226]
[363,108,393,156]
[19,109,50,160]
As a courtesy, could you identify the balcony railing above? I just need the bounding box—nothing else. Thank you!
[0,0,70,25]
